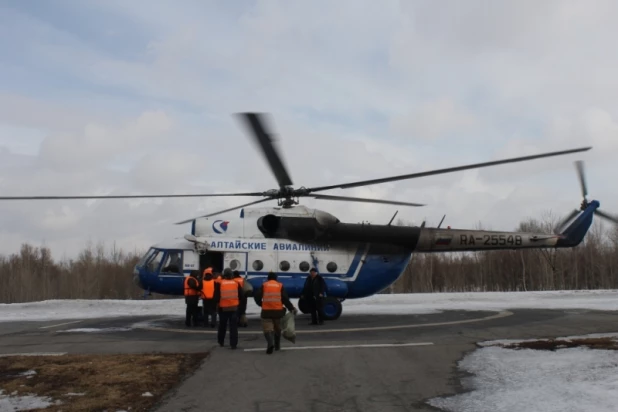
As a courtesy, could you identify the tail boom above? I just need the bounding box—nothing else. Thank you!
[414,201,599,253]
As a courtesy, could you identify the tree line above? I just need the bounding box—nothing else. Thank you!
[1,212,617,303]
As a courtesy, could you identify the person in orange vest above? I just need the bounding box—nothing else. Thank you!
[232,270,248,327]
[201,267,217,328]
[184,270,202,327]
[214,268,245,349]
[254,271,297,354]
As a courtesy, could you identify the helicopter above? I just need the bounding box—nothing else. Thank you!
[2,113,617,321]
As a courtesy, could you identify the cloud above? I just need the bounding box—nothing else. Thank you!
[1,0,618,260]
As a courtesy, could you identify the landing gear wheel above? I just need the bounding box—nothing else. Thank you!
[298,297,310,314]
[321,297,342,321]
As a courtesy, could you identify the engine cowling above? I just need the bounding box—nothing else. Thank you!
[257,214,330,240]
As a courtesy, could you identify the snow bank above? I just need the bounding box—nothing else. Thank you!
[0,389,57,411]
[1,290,618,322]
[428,333,618,412]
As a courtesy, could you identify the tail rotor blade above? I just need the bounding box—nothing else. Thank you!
[575,160,588,199]
[555,209,580,234]
[595,209,618,225]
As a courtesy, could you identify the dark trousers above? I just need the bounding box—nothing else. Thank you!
[185,302,199,326]
[217,310,238,348]
[203,300,217,326]
[308,297,324,324]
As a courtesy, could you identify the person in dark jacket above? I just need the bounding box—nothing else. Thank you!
[214,268,246,349]
[302,267,327,325]
[254,271,297,354]
[184,270,202,327]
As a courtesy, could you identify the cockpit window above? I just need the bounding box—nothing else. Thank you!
[162,251,182,274]
[139,248,156,266]
[147,250,164,272]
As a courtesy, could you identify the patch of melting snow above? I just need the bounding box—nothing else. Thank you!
[65,392,86,396]
[0,389,59,411]
[18,370,36,376]
[58,327,133,333]
[142,392,153,397]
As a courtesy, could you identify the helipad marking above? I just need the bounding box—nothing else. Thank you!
[0,352,67,357]
[134,310,513,335]
[243,342,434,352]
[39,320,82,329]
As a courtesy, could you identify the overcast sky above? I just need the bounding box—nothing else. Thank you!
[1,0,617,259]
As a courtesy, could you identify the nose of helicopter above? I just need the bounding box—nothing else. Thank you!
[133,265,146,289]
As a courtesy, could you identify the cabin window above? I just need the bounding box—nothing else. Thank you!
[252,260,264,271]
[299,261,310,272]
[229,259,241,270]
[326,261,338,273]
[279,260,290,271]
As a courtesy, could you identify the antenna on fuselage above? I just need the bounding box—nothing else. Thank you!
[437,214,446,229]
[387,210,398,226]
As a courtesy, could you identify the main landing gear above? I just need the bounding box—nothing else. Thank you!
[298,296,343,321]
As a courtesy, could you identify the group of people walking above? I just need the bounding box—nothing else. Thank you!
[184,266,327,353]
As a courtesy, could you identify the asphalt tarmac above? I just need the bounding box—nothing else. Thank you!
[2,308,618,411]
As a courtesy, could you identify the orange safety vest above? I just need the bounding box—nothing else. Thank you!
[219,280,239,308]
[201,279,215,299]
[233,277,244,287]
[184,276,199,296]
[262,280,283,310]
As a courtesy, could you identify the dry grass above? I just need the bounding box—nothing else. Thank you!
[0,352,209,411]
[500,337,618,351]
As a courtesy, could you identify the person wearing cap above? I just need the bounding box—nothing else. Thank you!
[232,270,249,327]
[201,267,217,328]
[302,267,326,325]
[214,268,246,349]
[254,271,297,354]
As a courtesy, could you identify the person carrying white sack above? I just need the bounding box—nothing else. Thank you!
[254,271,298,354]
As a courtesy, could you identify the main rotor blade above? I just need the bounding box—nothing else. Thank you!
[595,209,618,225]
[0,192,266,200]
[307,146,592,193]
[575,160,588,198]
[174,198,272,224]
[309,194,425,207]
[236,112,293,188]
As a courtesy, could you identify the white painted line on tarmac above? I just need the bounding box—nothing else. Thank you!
[136,310,513,335]
[0,352,68,357]
[243,342,434,352]
[39,320,82,329]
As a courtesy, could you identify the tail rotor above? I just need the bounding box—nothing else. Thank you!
[555,160,618,234]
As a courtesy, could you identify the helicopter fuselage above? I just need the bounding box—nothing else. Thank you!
[133,201,599,320]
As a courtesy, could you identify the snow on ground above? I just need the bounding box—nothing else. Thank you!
[1,290,618,322]
[58,327,133,333]
[0,389,57,411]
[427,332,618,412]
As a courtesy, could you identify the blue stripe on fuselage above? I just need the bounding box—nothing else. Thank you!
[136,243,413,299]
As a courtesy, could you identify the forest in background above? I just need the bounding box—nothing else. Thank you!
[1,212,617,303]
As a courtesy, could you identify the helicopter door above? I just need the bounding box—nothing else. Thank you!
[224,252,248,277]
[199,251,224,274]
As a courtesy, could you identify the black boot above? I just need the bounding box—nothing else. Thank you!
[264,332,274,354]
[274,333,281,351]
